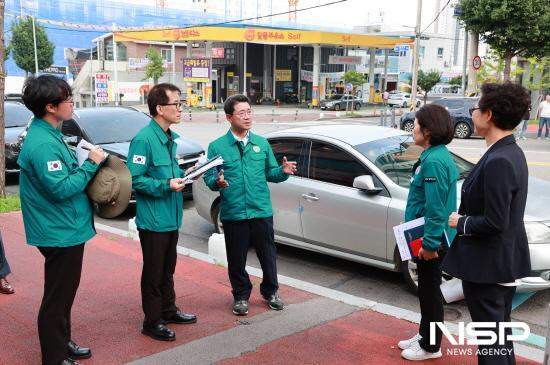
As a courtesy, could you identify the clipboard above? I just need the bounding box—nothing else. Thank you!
[183,155,224,183]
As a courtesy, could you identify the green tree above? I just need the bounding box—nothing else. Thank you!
[143,47,164,85]
[448,76,464,93]
[458,0,550,80]
[9,16,54,77]
[417,70,441,104]
[342,70,366,90]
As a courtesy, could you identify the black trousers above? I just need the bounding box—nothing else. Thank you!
[0,231,12,277]
[37,244,85,365]
[138,229,179,326]
[222,217,278,300]
[417,251,446,353]
[462,281,517,365]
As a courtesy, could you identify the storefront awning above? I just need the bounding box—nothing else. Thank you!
[114,26,414,49]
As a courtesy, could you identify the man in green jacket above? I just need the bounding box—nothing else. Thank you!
[203,94,297,316]
[18,75,105,365]
[127,83,197,342]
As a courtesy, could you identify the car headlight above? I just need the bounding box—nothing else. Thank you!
[525,221,550,244]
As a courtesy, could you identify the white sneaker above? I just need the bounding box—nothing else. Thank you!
[545,137,550,140]
[401,342,442,361]
[537,137,542,140]
[398,333,422,350]
[521,136,527,140]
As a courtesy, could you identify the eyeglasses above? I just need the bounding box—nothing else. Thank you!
[469,106,480,116]
[232,110,253,118]
[161,102,183,109]
[60,99,74,105]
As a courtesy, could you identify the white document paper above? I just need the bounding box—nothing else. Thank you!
[393,217,425,262]
[183,155,224,183]
[75,139,108,166]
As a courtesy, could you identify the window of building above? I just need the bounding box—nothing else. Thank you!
[437,48,444,59]
[225,48,235,60]
[105,41,127,61]
[419,46,425,58]
[161,49,173,62]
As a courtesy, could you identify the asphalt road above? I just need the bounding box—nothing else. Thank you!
[5,117,550,341]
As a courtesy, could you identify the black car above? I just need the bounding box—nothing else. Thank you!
[320,94,362,111]
[4,102,33,173]
[58,107,204,201]
[400,97,479,139]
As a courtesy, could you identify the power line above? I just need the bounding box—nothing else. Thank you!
[421,0,452,35]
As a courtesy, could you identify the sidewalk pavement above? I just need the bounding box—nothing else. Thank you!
[0,212,541,365]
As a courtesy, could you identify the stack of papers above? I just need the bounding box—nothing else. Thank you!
[183,155,224,183]
[75,139,109,166]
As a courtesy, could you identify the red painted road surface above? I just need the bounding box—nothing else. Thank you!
[0,212,539,365]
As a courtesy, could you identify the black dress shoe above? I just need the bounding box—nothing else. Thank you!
[57,358,80,365]
[142,323,176,341]
[163,311,197,324]
[67,340,92,359]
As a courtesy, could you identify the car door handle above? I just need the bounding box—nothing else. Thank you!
[301,194,319,201]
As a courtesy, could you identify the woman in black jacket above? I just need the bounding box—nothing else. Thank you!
[443,82,531,365]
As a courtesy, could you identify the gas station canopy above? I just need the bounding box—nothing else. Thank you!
[114,25,414,49]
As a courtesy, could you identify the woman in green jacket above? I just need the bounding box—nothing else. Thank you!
[398,104,458,361]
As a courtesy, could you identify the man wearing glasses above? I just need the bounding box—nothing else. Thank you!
[18,75,105,365]
[204,94,297,316]
[128,83,197,342]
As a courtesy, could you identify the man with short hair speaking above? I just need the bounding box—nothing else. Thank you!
[203,94,297,316]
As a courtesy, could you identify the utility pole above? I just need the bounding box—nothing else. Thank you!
[410,0,422,111]
[0,0,6,196]
[32,15,38,74]
[461,31,468,96]
[112,22,119,106]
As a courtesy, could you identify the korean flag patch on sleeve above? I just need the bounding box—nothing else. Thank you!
[47,161,62,172]
[133,155,146,165]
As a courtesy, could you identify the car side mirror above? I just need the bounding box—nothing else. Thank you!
[353,175,383,195]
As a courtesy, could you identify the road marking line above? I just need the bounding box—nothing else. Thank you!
[94,223,545,362]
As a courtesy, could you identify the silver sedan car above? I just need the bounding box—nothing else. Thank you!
[193,124,550,293]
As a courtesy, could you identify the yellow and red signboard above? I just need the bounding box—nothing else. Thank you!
[114,26,414,49]
[275,69,292,82]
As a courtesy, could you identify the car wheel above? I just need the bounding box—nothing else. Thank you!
[455,121,472,139]
[354,103,361,110]
[416,101,420,107]
[402,101,407,108]
[334,103,341,111]
[212,200,224,234]
[403,120,414,133]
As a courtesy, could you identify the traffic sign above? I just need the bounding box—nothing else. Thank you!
[472,56,482,70]
[345,83,353,93]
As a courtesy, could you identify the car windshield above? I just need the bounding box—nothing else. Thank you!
[354,135,473,188]
[75,108,151,144]
[329,95,343,100]
[5,104,32,128]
